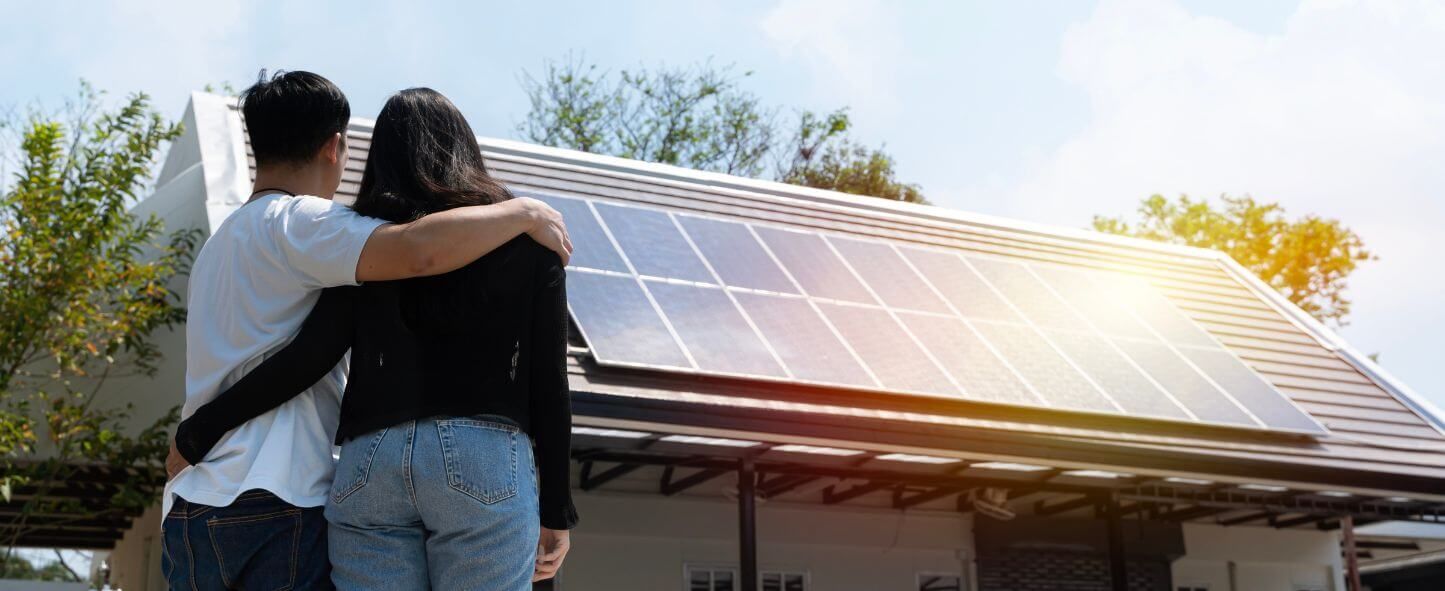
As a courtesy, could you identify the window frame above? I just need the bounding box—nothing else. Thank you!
[684,563,740,591]
[760,569,810,591]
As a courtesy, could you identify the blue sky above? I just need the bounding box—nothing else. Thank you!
[3,0,1442,412]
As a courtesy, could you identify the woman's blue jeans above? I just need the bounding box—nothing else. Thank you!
[325,416,540,590]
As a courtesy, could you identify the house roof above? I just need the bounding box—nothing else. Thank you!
[201,94,1445,497]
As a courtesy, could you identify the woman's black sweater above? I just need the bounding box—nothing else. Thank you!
[174,235,577,530]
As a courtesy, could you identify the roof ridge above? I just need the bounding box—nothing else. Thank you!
[336,114,1226,263]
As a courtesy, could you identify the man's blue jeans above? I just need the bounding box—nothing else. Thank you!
[325,416,540,590]
[161,489,333,590]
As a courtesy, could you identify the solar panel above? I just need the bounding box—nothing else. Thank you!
[828,237,950,313]
[524,191,628,273]
[971,321,1119,413]
[1044,329,1191,419]
[753,226,876,304]
[733,292,875,386]
[1112,339,1256,425]
[1177,347,1322,431]
[898,314,1039,405]
[1111,276,1219,347]
[969,257,1093,332]
[644,280,786,377]
[1030,266,1155,340]
[565,272,690,368]
[898,247,1021,322]
[542,191,1326,435]
[675,214,796,293]
[593,202,713,283]
[815,302,958,396]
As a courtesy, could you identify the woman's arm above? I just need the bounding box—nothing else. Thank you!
[174,286,358,464]
[528,251,578,531]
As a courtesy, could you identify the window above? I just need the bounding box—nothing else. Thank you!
[762,571,807,591]
[686,565,737,591]
[918,573,965,591]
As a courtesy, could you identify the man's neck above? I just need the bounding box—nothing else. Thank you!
[249,167,332,203]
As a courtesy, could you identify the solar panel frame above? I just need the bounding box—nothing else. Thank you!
[540,191,1329,437]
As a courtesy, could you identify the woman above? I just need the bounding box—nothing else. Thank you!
[173,88,577,589]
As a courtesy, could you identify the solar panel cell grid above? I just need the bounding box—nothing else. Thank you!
[899,314,1040,405]
[542,191,1326,435]
[645,280,787,378]
[971,321,1120,413]
[1045,329,1192,419]
[525,192,628,273]
[1030,266,1157,340]
[734,292,876,387]
[897,247,1022,322]
[968,257,1094,332]
[1112,276,1220,347]
[827,237,951,314]
[1112,339,1258,426]
[816,302,959,396]
[566,271,691,369]
[753,226,877,304]
[593,202,714,283]
[1178,347,1322,431]
[675,214,797,294]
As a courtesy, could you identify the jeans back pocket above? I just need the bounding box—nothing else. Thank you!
[207,509,301,590]
[332,427,389,504]
[435,418,519,504]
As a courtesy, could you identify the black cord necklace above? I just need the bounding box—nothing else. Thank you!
[250,187,297,198]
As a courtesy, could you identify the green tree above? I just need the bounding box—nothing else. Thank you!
[1093,194,1373,327]
[518,56,926,203]
[0,551,83,582]
[0,84,196,571]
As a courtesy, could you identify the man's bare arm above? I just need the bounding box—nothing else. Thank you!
[356,197,572,281]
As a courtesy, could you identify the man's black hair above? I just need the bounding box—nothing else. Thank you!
[238,70,351,168]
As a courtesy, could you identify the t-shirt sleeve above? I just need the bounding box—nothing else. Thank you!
[271,196,387,288]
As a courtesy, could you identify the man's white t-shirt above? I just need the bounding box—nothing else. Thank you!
[163,193,384,515]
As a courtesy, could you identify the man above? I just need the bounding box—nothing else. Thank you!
[160,71,571,589]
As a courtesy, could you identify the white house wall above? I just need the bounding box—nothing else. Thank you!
[562,491,976,591]
[1172,523,1344,591]
[99,162,210,438]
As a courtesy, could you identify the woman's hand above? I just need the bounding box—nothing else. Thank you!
[533,527,571,582]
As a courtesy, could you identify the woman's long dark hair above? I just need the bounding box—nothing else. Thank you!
[353,88,511,223]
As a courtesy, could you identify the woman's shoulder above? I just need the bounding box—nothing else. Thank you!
[515,234,562,264]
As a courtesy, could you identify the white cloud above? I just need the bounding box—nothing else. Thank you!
[759,0,905,119]
[992,0,1445,402]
